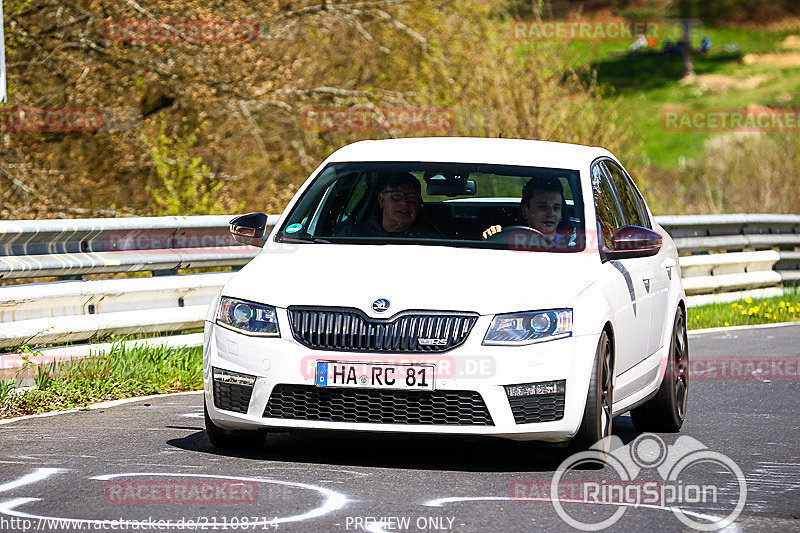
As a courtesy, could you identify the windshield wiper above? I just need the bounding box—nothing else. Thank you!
[278,236,333,244]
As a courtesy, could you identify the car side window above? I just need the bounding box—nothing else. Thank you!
[603,161,649,228]
[591,163,625,247]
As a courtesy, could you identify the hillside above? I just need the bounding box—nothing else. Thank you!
[2,0,799,218]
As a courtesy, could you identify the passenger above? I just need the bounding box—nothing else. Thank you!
[482,177,569,244]
[334,172,443,238]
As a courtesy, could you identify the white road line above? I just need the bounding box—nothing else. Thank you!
[88,473,350,525]
[0,468,65,493]
[365,521,393,533]
[1,471,350,528]
[423,495,726,523]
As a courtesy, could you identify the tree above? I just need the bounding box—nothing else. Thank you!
[679,0,695,79]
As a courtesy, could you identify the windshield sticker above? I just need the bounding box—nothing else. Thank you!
[285,223,303,234]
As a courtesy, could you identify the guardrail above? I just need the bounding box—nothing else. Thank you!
[0,213,798,359]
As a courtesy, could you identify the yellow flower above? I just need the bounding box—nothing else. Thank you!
[779,301,786,308]
[731,303,737,308]
[765,313,771,318]
[740,310,746,315]
[695,314,700,320]
[790,307,796,313]
[746,297,753,304]
[724,321,729,327]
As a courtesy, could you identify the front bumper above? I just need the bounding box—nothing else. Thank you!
[203,312,599,443]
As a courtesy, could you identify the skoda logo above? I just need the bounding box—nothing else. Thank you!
[372,299,390,313]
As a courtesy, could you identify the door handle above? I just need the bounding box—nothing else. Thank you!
[662,258,677,279]
[642,269,654,290]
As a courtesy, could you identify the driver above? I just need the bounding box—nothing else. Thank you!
[481,177,568,244]
[334,172,443,238]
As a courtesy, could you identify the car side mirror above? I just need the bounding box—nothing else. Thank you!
[602,225,662,260]
[230,212,269,247]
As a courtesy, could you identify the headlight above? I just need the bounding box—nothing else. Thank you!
[483,309,572,345]
[216,297,280,336]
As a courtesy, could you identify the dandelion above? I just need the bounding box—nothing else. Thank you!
[790,307,796,313]
[695,314,700,320]
[741,310,747,315]
[724,321,729,327]
[766,313,771,318]
[780,301,786,308]
[746,297,753,304]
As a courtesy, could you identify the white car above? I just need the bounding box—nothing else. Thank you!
[203,137,688,452]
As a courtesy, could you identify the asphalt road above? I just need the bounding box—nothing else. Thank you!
[0,324,798,533]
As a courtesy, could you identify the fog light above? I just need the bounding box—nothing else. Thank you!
[504,380,565,397]
[213,367,257,387]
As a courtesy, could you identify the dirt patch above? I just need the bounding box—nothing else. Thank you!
[726,16,800,32]
[742,52,800,66]
[683,74,769,92]
[781,35,800,50]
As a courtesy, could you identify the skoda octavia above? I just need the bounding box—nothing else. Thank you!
[203,137,688,451]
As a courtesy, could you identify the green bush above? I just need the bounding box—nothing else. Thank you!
[145,114,228,216]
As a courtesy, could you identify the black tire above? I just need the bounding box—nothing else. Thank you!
[204,402,266,449]
[630,307,688,433]
[569,330,614,456]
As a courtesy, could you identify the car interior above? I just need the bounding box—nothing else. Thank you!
[282,162,583,244]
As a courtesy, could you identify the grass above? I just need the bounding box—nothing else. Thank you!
[0,341,202,419]
[564,24,800,168]
[688,288,800,330]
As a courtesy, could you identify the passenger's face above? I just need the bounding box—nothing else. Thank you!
[379,184,421,232]
[522,190,562,236]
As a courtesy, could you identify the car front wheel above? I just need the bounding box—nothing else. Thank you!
[569,330,614,455]
[630,307,688,432]
[204,402,266,449]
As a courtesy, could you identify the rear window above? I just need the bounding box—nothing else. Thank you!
[277,161,586,252]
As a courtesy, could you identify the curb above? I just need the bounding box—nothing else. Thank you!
[0,389,203,426]
[689,320,800,336]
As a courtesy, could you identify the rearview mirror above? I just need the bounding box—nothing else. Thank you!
[602,225,662,260]
[425,174,476,196]
[230,212,269,247]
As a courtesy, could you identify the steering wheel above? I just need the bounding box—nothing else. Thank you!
[485,225,556,249]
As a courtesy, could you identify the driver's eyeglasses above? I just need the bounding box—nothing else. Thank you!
[382,190,421,204]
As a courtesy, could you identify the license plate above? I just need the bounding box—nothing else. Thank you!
[315,361,435,390]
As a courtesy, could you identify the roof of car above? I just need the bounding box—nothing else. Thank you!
[326,137,614,169]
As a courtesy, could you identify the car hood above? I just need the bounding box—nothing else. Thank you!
[223,243,600,316]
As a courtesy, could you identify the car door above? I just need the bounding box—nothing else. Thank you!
[603,160,670,356]
[591,161,651,376]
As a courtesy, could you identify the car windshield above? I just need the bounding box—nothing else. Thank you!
[276,161,585,252]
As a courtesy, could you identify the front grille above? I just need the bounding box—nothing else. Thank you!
[263,384,494,426]
[508,393,565,424]
[213,380,254,414]
[287,307,478,353]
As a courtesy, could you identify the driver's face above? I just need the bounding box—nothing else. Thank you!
[379,183,421,233]
[521,190,562,236]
